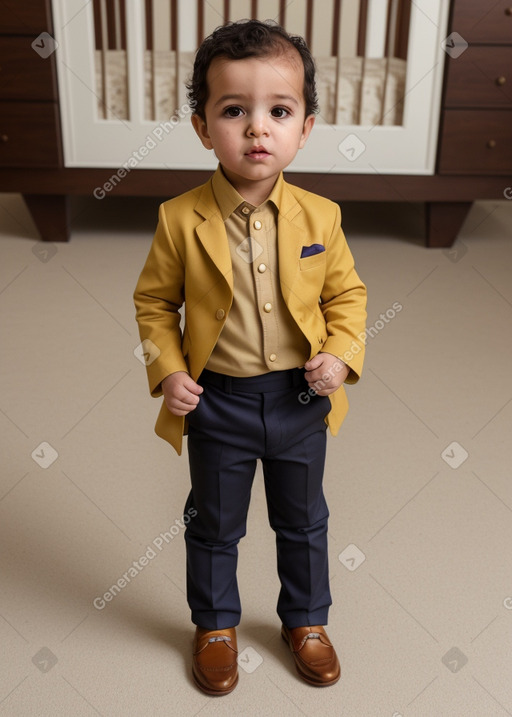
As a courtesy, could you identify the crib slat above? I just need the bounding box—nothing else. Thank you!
[384,0,401,125]
[331,0,341,126]
[365,1,389,57]
[305,0,313,48]
[357,0,368,56]
[93,0,102,49]
[170,0,178,50]
[119,0,127,50]
[106,1,117,49]
[145,0,153,50]
[380,0,393,126]
[197,0,204,45]
[332,0,341,57]
[92,0,107,118]
[381,0,393,125]
[99,0,109,50]
[279,0,286,26]
[394,0,411,59]
[100,0,109,117]
[113,0,120,49]
[384,0,393,57]
[125,0,146,122]
[356,0,368,124]
[145,0,156,120]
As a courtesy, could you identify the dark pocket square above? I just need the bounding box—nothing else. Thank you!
[300,244,325,258]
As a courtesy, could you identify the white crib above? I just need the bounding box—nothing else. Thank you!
[52,0,450,174]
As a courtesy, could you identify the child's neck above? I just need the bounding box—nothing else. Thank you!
[221,167,278,207]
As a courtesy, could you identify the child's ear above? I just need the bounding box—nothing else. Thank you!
[192,114,214,150]
[298,114,315,149]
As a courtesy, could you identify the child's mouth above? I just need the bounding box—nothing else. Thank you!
[246,146,270,160]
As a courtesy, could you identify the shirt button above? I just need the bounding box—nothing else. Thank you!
[215,309,225,320]
[241,206,250,215]
[253,220,262,230]
[263,302,272,313]
[257,263,266,273]
[269,353,277,362]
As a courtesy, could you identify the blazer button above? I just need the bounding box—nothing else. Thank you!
[269,353,277,362]
[263,302,272,313]
[215,309,225,320]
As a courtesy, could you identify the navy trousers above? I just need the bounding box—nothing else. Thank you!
[184,367,332,630]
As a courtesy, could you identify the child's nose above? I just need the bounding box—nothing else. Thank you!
[246,114,269,138]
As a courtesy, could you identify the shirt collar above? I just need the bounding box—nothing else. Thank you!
[211,164,284,220]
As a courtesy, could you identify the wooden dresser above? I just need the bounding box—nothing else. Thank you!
[431,0,512,240]
[0,0,68,240]
[0,0,510,247]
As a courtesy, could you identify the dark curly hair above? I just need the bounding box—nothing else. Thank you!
[186,19,318,120]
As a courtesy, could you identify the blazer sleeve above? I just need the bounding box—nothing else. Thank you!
[320,203,367,384]
[133,203,189,397]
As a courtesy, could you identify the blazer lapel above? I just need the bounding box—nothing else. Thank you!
[193,177,309,301]
[277,182,309,305]
[194,180,234,293]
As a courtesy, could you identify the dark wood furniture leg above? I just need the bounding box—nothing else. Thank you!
[425,201,473,248]
[23,194,69,242]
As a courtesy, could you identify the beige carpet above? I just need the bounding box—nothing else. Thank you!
[1,191,511,716]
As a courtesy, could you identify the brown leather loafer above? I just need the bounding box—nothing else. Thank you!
[281,625,340,686]
[192,627,238,696]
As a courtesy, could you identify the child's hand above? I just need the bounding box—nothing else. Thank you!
[161,372,204,416]
[304,353,349,395]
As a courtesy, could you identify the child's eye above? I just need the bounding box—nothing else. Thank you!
[224,106,244,118]
[270,107,289,118]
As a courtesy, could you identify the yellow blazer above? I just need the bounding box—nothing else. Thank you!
[134,171,367,455]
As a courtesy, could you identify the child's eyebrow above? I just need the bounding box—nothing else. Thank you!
[214,94,299,107]
[272,94,299,106]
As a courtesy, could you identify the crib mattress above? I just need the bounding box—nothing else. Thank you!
[95,50,406,127]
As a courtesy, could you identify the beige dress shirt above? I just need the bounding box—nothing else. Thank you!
[204,168,310,376]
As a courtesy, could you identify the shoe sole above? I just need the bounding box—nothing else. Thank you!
[281,629,341,687]
[192,667,239,696]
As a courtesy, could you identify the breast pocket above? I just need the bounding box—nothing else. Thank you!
[299,252,327,271]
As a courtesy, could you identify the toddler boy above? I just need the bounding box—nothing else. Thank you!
[134,19,367,695]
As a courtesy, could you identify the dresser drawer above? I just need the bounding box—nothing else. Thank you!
[451,0,512,43]
[445,46,512,108]
[0,37,57,101]
[438,110,512,174]
[0,0,53,34]
[0,102,62,167]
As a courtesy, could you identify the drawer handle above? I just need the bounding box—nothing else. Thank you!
[1,134,9,143]
[487,139,497,149]
[506,7,512,15]
[496,76,507,86]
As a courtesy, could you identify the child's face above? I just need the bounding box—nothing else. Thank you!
[192,50,315,202]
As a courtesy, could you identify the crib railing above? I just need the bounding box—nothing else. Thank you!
[93,0,411,126]
[52,0,449,173]
[194,0,409,57]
